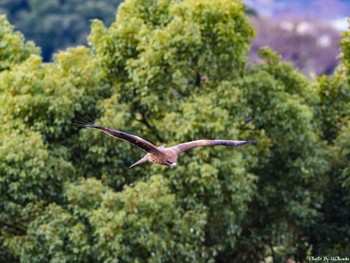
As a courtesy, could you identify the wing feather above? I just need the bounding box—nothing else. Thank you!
[172,139,257,154]
[82,123,163,154]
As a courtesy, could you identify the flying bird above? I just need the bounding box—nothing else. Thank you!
[79,122,257,168]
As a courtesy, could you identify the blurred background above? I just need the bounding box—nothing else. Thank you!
[0,0,123,61]
[0,0,348,76]
[244,0,349,76]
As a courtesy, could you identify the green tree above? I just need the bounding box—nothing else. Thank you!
[0,0,122,61]
[230,48,329,261]
[0,14,39,72]
[307,23,350,256]
[1,2,350,262]
[1,1,257,261]
[0,15,110,261]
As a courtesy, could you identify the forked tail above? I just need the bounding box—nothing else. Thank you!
[129,155,149,168]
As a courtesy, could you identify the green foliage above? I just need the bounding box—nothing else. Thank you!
[0,46,109,141]
[89,0,253,93]
[306,23,350,256]
[0,14,40,72]
[0,118,75,263]
[316,73,350,141]
[335,122,350,207]
[85,1,257,258]
[6,176,209,262]
[341,19,350,74]
[228,48,330,261]
[0,0,122,61]
[316,25,350,142]
[0,1,350,262]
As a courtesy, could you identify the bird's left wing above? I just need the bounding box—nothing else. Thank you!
[81,123,163,154]
[171,139,257,154]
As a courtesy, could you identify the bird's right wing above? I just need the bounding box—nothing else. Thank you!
[80,123,164,154]
[172,139,257,154]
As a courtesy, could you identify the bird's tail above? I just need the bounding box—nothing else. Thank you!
[129,155,149,168]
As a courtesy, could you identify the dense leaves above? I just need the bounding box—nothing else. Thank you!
[0,0,122,61]
[0,14,39,72]
[0,1,349,262]
[308,23,350,256]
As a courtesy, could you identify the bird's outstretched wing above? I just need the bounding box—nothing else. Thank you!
[79,122,163,154]
[172,139,257,154]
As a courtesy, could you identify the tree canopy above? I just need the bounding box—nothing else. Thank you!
[0,1,349,262]
[0,0,122,61]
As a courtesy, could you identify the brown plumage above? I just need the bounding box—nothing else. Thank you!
[80,123,257,168]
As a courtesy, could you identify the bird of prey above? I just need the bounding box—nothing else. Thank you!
[80,123,257,168]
